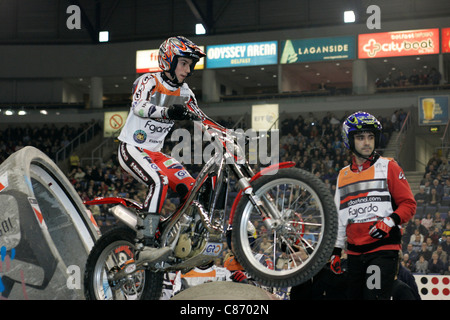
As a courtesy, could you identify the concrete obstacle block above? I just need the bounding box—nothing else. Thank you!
[0,146,100,300]
[171,281,280,300]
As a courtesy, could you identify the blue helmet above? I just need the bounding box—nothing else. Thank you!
[341,111,382,151]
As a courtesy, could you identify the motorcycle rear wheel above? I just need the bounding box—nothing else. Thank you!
[232,168,337,288]
[84,226,164,300]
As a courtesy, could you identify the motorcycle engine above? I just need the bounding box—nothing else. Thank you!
[173,213,207,259]
[174,233,192,258]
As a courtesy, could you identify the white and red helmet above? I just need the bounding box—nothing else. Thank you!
[158,36,205,80]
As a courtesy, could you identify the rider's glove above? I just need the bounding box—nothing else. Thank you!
[329,248,343,274]
[166,104,192,120]
[369,216,396,239]
[231,270,248,283]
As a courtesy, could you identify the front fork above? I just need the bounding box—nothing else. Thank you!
[228,156,281,230]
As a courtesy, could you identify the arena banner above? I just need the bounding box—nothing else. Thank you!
[418,95,449,126]
[251,104,279,131]
[358,28,440,59]
[280,36,356,64]
[442,28,450,53]
[136,47,205,73]
[206,41,277,69]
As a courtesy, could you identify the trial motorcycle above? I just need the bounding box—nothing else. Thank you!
[83,118,337,300]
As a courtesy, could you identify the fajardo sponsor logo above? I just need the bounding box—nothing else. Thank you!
[349,203,378,218]
[144,121,172,134]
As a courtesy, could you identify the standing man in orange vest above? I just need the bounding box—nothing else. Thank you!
[330,111,416,299]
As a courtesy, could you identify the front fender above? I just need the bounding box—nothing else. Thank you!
[228,161,295,224]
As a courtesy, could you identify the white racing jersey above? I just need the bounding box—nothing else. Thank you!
[118,72,197,152]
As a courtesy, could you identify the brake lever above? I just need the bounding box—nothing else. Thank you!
[188,112,201,121]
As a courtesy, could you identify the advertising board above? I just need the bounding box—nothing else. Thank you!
[358,29,439,59]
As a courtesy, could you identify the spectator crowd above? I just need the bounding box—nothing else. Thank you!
[375,67,442,88]
[404,151,450,275]
[0,120,100,164]
[4,110,449,278]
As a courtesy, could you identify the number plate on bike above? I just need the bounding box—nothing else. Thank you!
[202,243,223,256]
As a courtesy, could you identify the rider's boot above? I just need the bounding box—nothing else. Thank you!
[135,212,173,266]
[113,246,173,282]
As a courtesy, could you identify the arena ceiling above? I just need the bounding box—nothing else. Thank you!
[1,0,450,98]
[1,0,449,44]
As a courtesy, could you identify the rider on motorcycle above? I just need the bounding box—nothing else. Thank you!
[117,36,224,262]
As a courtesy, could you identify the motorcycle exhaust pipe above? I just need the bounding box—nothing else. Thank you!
[109,204,160,238]
[191,200,223,234]
[109,204,138,230]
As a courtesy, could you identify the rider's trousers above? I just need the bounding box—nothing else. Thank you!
[346,250,399,300]
[118,142,195,214]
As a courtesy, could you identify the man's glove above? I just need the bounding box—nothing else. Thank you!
[369,216,396,239]
[166,104,192,120]
[330,255,343,274]
[231,270,248,283]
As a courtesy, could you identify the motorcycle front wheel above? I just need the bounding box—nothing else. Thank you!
[84,226,164,300]
[232,168,337,288]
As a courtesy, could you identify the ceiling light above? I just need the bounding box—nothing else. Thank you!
[195,23,206,35]
[40,110,48,115]
[99,31,109,43]
[18,110,27,115]
[5,110,13,116]
[344,11,355,23]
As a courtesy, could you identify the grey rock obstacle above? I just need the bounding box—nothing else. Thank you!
[171,281,279,300]
[0,146,100,299]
